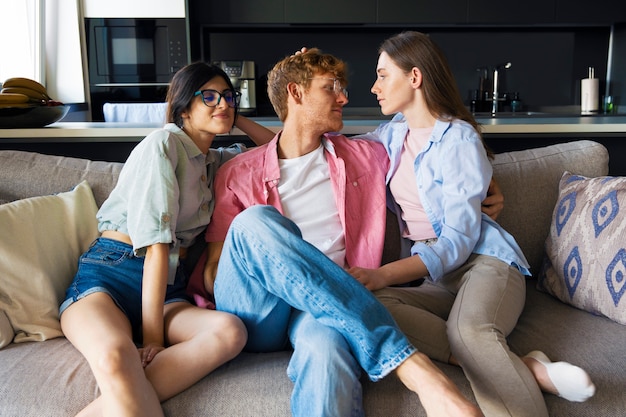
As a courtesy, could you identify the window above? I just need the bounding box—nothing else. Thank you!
[0,0,86,104]
[0,0,40,83]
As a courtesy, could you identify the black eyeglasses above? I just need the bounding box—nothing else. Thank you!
[193,89,240,108]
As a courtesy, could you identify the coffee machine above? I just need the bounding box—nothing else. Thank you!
[215,60,256,115]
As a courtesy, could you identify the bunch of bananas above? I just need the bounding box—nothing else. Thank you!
[0,77,61,108]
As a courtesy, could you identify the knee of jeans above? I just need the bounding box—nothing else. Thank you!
[232,205,276,230]
[233,205,301,238]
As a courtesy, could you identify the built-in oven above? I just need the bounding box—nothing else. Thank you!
[85,18,189,121]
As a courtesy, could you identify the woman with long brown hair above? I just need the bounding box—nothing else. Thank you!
[350,31,595,417]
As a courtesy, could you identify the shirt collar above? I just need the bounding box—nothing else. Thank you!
[262,131,339,185]
[391,113,451,143]
[164,123,215,165]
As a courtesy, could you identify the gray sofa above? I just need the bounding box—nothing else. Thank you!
[0,140,625,417]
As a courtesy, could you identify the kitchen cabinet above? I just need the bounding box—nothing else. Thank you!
[191,0,285,24]
[377,0,467,24]
[467,0,555,24]
[555,0,626,24]
[285,0,376,24]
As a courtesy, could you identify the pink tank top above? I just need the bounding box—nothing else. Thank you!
[389,127,437,242]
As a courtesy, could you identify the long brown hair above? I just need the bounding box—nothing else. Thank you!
[379,31,492,158]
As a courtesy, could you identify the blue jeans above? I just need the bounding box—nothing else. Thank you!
[214,205,416,417]
[59,237,192,343]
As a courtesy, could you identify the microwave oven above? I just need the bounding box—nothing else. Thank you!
[85,18,189,120]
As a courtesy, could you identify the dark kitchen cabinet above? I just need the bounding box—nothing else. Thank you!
[192,0,285,24]
[377,0,467,24]
[555,0,626,24]
[285,0,376,24]
[467,0,556,24]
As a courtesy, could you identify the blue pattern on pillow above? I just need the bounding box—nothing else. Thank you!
[606,249,626,307]
[593,190,618,238]
[540,171,626,325]
[563,246,583,296]
[556,191,576,236]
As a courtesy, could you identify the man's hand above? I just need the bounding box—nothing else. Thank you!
[482,178,504,220]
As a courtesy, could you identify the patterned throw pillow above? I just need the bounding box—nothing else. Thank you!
[539,171,626,325]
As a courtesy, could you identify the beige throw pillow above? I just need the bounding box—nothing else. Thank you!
[540,171,626,325]
[0,310,13,348]
[0,181,99,346]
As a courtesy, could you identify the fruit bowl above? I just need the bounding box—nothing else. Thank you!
[0,105,70,128]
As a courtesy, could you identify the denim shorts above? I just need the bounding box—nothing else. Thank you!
[59,237,192,342]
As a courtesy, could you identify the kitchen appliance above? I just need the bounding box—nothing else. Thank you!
[85,18,190,121]
[215,60,257,115]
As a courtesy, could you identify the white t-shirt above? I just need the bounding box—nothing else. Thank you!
[278,144,346,267]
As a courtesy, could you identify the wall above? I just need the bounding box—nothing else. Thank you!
[199,26,612,116]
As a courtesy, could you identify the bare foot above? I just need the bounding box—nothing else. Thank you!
[396,352,483,417]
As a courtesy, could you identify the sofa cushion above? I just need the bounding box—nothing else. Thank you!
[0,181,99,346]
[0,150,122,207]
[491,140,609,274]
[539,172,626,324]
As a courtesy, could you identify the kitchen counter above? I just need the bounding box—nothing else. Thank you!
[1,116,625,174]
[1,115,626,143]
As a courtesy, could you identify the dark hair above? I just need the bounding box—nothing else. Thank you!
[380,31,492,158]
[166,62,239,128]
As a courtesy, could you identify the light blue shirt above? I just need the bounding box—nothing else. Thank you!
[358,113,530,280]
[97,123,244,282]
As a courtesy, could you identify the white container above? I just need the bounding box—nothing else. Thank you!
[581,67,599,114]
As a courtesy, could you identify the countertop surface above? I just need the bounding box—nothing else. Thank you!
[1,114,625,142]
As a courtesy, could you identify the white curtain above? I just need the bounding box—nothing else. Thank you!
[0,1,38,83]
[0,0,86,104]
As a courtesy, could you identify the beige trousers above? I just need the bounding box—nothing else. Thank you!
[375,254,548,417]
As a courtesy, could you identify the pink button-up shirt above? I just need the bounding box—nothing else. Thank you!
[187,131,390,308]
[207,131,390,268]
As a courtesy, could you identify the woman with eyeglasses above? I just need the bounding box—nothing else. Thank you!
[59,62,270,417]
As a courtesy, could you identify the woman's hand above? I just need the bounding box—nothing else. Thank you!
[482,178,505,220]
[293,47,308,56]
[138,342,165,368]
[348,266,389,291]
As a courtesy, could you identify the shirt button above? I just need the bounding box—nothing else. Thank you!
[353,181,358,187]
[201,202,209,211]
[162,214,171,223]
[201,174,207,182]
